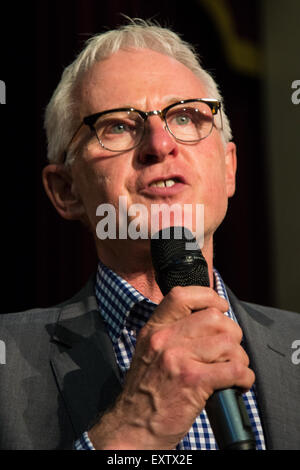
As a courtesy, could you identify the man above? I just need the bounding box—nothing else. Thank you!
[0,19,299,450]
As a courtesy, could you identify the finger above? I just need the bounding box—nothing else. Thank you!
[150,285,229,325]
[177,308,243,343]
[185,360,255,397]
[179,335,250,366]
[205,361,256,394]
[138,316,245,369]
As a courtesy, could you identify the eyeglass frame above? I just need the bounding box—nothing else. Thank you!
[63,98,223,164]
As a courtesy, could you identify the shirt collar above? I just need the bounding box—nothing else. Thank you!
[95,260,236,343]
[95,261,155,343]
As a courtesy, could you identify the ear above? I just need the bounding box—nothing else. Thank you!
[42,164,86,221]
[224,141,237,198]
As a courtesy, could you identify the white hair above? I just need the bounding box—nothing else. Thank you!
[44,18,232,165]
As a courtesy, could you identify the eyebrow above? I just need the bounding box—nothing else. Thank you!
[116,97,193,112]
[165,96,188,105]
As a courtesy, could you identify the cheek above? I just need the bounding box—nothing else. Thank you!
[192,137,228,193]
[201,158,228,201]
[73,158,132,214]
[199,158,229,227]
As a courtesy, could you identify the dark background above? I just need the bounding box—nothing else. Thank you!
[0,0,272,312]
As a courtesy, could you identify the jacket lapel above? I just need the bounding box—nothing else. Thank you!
[49,279,122,438]
[227,288,300,449]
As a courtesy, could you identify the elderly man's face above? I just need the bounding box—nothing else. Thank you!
[66,48,236,250]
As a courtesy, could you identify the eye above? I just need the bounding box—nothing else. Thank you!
[101,120,135,136]
[174,114,191,125]
[167,108,195,127]
[110,123,128,134]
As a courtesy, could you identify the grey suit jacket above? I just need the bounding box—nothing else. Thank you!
[0,277,299,450]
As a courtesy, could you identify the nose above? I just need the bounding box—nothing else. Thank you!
[137,116,179,164]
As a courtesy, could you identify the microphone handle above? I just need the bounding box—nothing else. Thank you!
[205,388,256,450]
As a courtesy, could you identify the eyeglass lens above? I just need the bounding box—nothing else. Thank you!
[93,101,214,152]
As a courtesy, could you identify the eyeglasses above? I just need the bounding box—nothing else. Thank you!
[63,98,222,163]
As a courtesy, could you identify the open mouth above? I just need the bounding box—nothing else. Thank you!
[149,177,182,188]
[139,174,187,198]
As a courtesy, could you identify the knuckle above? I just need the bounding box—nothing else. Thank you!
[229,360,249,382]
[231,322,243,342]
[168,285,186,303]
[148,329,168,353]
[206,307,223,324]
[249,368,256,384]
[240,348,250,366]
[218,332,235,349]
[237,327,243,343]
[161,347,180,372]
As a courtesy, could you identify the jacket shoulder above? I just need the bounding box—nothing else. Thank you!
[241,300,300,323]
[0,274,96,329]
[239,300,300,340]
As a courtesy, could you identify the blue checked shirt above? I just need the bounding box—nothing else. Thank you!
[75,261,266,450]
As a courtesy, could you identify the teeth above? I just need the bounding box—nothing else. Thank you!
[150,179,176,188]
[154,180,166,188]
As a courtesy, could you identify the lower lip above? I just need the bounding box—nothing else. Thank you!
[140,182,187,197]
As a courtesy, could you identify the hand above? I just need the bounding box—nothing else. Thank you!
[88,286,255,449]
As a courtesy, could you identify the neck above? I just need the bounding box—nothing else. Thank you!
[95,237,214,304]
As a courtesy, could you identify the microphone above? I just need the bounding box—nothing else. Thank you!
[150,226,256,450]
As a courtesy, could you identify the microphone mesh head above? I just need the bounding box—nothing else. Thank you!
[151,226,209,295]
